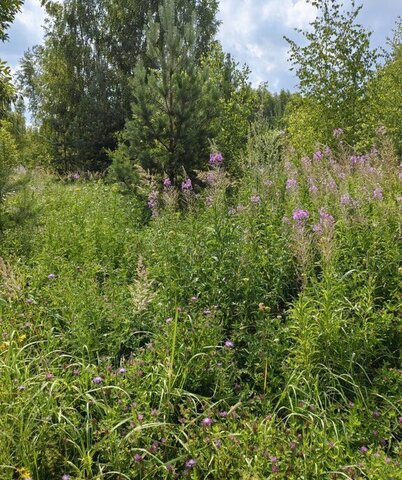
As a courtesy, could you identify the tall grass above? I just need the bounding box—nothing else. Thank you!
[0,131,400,479]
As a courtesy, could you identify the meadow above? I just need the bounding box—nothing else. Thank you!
[0,129,401,479]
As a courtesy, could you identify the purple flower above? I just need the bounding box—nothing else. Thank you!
[203,308,211,316]
[286,178,297,190]
[289,441,297,450]
[219,410,228,417]
[117,367,127,375]
[272,464,279,473]
[134,453,143,463]
[399,416,402,424]
[185,459,197,468]
[62,475,71,480]
[209,152,223,166]
[201,417,213,427]
[373,188,383,200]
[372,410,380,418]
[340,194,351,205]
[214,439,222,448]
[151,409,158,417]
[206,172,217,186]
[92,376,103,384]
[137,413,144,422]
[313,150,323,161]
[224,340,234,348]
[292,209,309,223]
[181,178,192,191]
[319,208,335,226]
[163,178,172,188]
[250,194,261,205]
[48,273,57,280]
[72,173,80,180]
[333,128,344,138]
[270,456,278,463]
[359,446,369,454]
[147,190,158,210]
[46,373,55,381]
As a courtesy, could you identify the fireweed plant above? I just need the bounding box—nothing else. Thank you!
[0,135,401,479]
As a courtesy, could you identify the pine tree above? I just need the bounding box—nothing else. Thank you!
[112,0,219,182]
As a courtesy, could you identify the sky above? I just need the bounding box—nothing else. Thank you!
[1,0,401,92]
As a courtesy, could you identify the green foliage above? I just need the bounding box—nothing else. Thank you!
[285,0,379,152]
[365,18,402,155]
[19,0,219,172]
[1,127,401,478]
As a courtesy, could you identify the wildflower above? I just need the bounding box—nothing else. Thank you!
[359,446,368,454]
[214,439,222,448]
[190,296,198,302]
[163,178,172,188]
[373,188,383,200]
[117,367,127,374]
[292,209,309,223]
[26,298,33,305]
[216,362,223,368]
[250,194,261,205]
[46,373,54,381]
[286,178,297,190]
[165,317,173,324]
[62,475,71,480]
[137,413,144,422]
[319,208,335,227]
[219,410,228,417]
[289,441,297,450]
[185,459,197,468]
[324,146,332,156]
[272,464,279,473]
[224,340,234,348]
[73,369,80,376]
[340,194,351,205]
[134,453,143,462]
[201,417,213,427]
[313,150,323,161]
[372,410,380,418]
[399,416,402,424]
[151,409,158,417]
[270,456,278,463]
[147,190,158,210]
[333,128,344,138]
[72,173,80,180]
[203,309,211,316]
[149,441,159,453]
[48,273,57,280]
[92,376,103,384]
[209,152,223,165]
[206,171,217,185]
[181,178,192,191]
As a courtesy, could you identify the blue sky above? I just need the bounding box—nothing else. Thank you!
[1,0,401,92]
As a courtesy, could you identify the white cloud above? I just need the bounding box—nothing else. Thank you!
[16,0,46,41]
